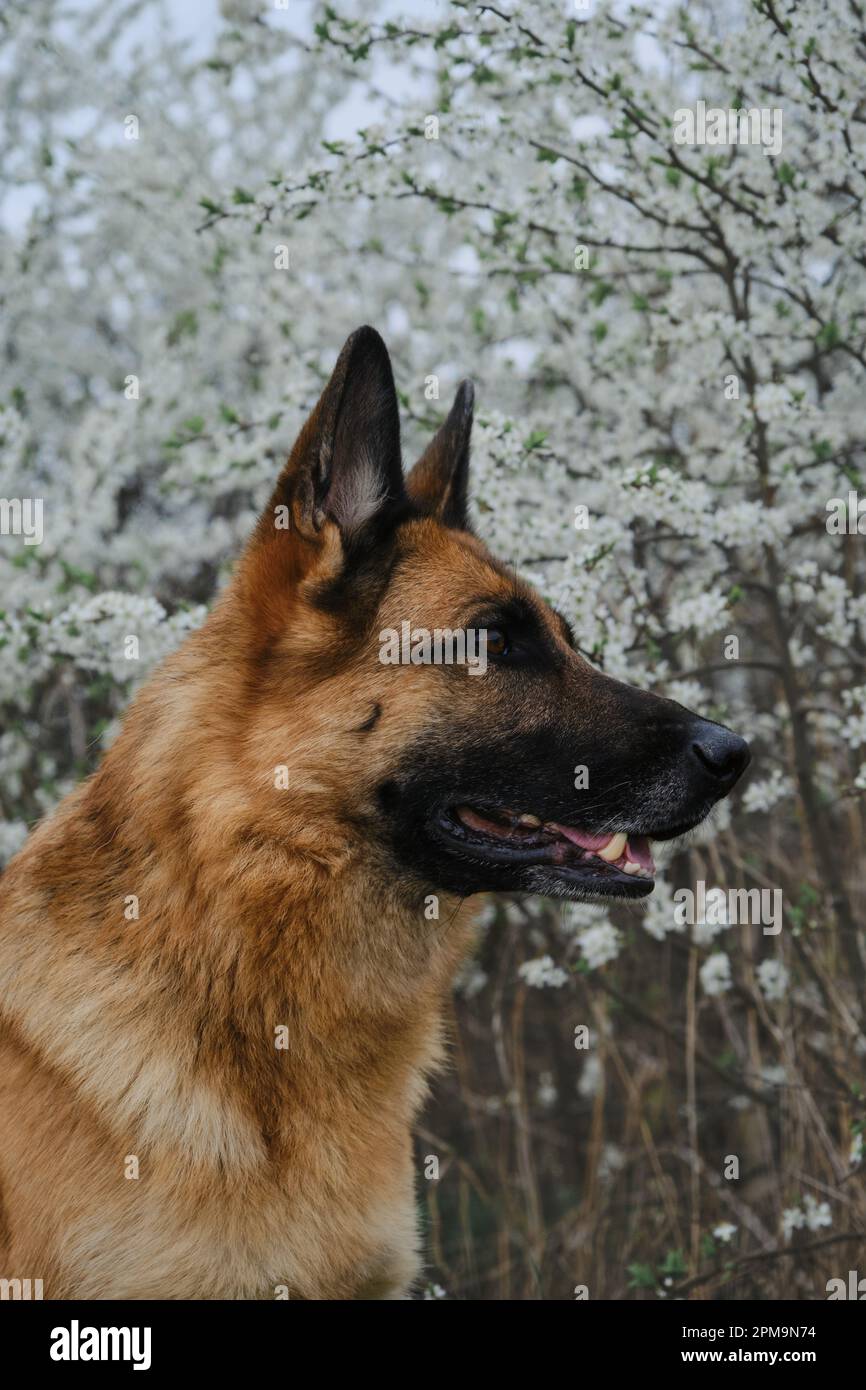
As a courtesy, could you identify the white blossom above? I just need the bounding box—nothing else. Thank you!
[578,923,622,971]
[756,959,790,1003]
[519,955,568,990]
[761,1065,788,1088]
[537,1072,558,1108]
[742,771,794,815]
[641,880,685,942]
[782,1206,805,1242]
[713,1223,737,1244]
[803,1195,833,1232]
[667,590,730,636]
[578,1054,603,1100]
[700,953,732,997]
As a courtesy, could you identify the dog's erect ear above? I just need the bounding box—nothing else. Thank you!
[405,380,474,530]
[260,326,404,548]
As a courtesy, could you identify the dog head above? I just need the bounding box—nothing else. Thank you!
[234,327,749,903]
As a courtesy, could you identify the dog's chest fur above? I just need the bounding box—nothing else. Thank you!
[0,759,475,1299]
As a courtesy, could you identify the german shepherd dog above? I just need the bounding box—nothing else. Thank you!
[0,328,748,1299]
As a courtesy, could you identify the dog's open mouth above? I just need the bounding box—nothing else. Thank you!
[433,803,657,898]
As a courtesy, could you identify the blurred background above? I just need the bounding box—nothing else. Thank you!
[1,0,864,1298]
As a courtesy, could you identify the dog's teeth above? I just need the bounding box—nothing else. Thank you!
[597,832,627,863]
[622,861,641,875]
[517,813,541,828]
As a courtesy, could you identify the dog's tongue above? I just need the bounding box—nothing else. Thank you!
[624,834,654,871]
[551,825,615,852]
[551,823,655,872]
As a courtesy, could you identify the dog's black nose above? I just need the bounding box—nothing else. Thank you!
[690,721,750,788]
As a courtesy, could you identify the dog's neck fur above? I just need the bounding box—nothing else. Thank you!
[0,601,475,1178]
[0,334,489,1296]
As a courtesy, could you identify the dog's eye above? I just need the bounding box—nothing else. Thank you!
[485,627,510,657]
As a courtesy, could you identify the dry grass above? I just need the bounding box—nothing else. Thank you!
[417,823,866,1300]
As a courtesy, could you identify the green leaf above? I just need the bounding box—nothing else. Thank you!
[433,25,461,49]
[167,309,198,345]
[659,1248,687,1278]
[58,563,99,594]
[627,1262,657,1290]
[816,321,840,350]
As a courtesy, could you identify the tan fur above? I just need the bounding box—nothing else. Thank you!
[0,324,584,1299]
[0,509,541,1298]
